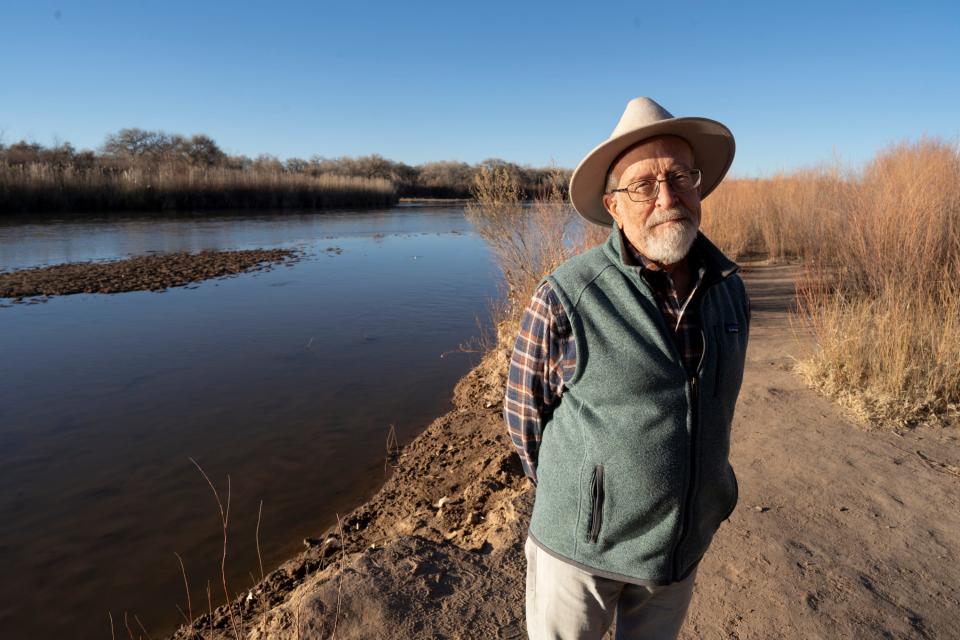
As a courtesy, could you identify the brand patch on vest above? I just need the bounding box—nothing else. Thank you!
[725,323,739,333]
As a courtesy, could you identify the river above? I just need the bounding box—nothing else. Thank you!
[0,205,501,638]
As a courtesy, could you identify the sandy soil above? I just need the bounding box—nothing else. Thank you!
[0,248,300,302]
[170,264,960,639]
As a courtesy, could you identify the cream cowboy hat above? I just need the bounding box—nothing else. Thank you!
[569,97,735,226]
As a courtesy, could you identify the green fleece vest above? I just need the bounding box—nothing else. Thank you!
[527,226,749,585]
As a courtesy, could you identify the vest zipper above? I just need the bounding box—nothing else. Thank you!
[587,464,605,543]
[672,349,703,580]
[630,260,725,581]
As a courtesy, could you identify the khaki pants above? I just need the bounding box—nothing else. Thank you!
[524,536,697,640]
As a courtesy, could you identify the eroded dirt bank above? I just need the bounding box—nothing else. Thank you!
[170,264,960,640]
[0,248,300,301]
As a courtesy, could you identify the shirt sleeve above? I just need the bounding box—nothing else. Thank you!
[503,280,575,486]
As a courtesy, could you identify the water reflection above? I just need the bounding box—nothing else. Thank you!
[0,205,477,272]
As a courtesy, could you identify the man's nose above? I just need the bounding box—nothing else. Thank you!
[656,178,679,209]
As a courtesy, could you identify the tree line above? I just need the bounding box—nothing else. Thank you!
[0,128,571,201]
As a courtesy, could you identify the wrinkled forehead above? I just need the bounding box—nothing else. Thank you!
[609,135,695,180]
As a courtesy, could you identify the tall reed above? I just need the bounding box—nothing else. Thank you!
[703,138,959,426]
[0,162,397,214]
[794,139,960,426]
[701,165,850,262]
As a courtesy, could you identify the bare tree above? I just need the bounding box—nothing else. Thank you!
[186,134,225,167]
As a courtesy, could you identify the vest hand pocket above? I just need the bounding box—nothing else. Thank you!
[587,464,605,543]
[722,466,739,522]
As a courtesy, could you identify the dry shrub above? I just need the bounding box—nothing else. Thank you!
[469,164,524,207]
[465,166,603,355]
[796,138,960,427]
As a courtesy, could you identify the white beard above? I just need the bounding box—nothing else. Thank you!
[637,206,699,265]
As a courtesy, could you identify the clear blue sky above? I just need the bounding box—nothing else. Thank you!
[1,0,957,176]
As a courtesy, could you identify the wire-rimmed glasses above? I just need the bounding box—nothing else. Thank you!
[607,168,702,203]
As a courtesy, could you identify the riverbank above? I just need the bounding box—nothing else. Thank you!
[0,248,301,302]
[169,264,960,639]
[167,337,530,638]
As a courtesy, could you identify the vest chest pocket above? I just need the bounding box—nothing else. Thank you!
[586,464,605,544]
[713,321,745,398]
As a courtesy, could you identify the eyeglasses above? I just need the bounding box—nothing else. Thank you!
[607,168,702,203]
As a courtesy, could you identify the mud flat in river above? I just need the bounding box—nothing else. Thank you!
[0,248,301,302]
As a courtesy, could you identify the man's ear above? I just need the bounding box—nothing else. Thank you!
[603,193,624,229]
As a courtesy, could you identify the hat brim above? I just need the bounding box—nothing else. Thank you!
[569,117,735,226]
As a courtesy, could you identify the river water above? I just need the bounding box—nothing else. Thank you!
[0,205,501,638]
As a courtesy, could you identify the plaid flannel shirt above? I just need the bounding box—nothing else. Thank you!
[503,230,708,485]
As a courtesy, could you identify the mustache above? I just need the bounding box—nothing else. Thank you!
[645,207,693,228]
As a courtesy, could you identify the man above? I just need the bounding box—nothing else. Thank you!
[504,97,750,639]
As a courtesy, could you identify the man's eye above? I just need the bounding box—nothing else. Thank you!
[629,180,653,192]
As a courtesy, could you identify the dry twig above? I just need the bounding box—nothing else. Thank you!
[134,614,154,640]
[175,552,193,626]
[332,513,346,639]
[189,457,242,640]
[385,423,400,473]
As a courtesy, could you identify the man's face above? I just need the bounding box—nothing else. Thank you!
[601,136,701,267]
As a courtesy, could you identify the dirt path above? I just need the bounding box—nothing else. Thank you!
[682,265,960,639]
[172,264,960,639]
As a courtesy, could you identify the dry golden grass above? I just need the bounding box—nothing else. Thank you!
[703,138,960,427]
[793,139,960,427]
[702,166,852,262]
[0,162,397,213]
